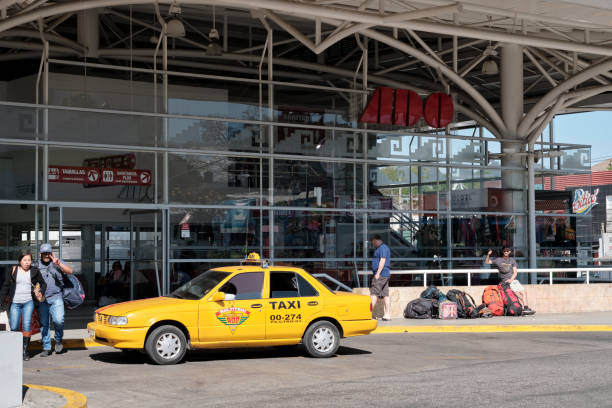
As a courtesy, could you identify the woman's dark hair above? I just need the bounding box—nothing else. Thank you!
[18,250,33,263]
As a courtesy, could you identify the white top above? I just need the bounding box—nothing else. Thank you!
[13,267,32,304]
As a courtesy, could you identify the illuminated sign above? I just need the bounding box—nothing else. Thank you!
[572,188,598,214]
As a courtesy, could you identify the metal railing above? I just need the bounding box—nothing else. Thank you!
[313,273,354,292]
[358,267,612,287]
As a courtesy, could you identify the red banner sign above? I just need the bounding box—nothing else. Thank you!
[48,166,152,186]
[48,166,96,184]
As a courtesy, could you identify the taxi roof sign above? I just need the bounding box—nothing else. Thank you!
[247,252,260,261]
[240,252,269,268]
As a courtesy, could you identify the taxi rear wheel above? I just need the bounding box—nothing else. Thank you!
[303,321,340,358]
[145,325,187,365]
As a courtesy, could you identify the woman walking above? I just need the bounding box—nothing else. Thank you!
[0,251,46,360]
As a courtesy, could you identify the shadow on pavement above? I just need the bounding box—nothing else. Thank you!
[89,345,371,365]
[22,385,29,402]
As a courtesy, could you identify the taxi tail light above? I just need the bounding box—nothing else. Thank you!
[370,302,373,312]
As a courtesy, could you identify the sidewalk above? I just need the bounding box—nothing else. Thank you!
[377,311,612,326]
[373,311,612,333]
[22,311,612,350]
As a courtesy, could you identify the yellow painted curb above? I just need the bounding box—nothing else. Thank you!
[29,338,104,351]
[373,325,612,334]
[25,384,87,408]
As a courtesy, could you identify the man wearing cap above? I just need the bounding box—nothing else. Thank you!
[37,243,73,356]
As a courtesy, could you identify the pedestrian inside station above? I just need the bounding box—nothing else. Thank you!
[1,0,612,304]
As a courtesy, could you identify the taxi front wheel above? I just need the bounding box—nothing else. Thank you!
[303,321,340,358]
[145,325,187,365]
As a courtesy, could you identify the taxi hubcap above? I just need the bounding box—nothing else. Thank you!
[156,333,181,359]
[312,327,335,353]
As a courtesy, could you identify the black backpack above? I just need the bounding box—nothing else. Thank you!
[420,285,448,302]
[420,285,440,299]
[446,290,479,318]
[404,298,439,319]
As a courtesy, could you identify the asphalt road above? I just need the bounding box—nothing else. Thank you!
[23,332,612,408]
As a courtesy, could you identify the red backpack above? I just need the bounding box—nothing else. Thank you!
[498,283,523,316]
[482,285,504,316]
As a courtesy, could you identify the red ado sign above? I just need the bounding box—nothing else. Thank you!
[360,87,454,128]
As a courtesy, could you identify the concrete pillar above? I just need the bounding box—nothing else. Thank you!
[0,332,23,408]
[500,43,528,260]
[78,10,99,58]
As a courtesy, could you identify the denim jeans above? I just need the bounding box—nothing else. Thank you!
[9,300,35,333]
[38,296,65,351]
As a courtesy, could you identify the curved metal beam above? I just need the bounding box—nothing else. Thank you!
[0,39,80,54]
[0,29,85,52]
[518,58,612,136]
[1,0,612,57]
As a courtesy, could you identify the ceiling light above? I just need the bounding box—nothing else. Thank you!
[206,28,222,56]
[481,45,498,75]
[206,5,223,56]
[482,59,499,75]
[166,18,185,38]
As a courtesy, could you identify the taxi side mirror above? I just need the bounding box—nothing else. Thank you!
[211,291,225,302]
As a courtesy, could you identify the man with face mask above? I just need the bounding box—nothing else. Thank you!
[37,243,73,356]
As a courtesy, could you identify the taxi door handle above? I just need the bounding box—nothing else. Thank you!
[307,301,318,306]
[251,304,263,308]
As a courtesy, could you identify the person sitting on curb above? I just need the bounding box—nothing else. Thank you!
[485,247,535,315]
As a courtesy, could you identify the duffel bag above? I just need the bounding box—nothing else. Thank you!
[62,273,86,309]
[404,298,439,319]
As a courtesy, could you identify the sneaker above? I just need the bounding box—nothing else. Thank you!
[523,306,536,315]
[40,349,52,357]
[54,342,64,354]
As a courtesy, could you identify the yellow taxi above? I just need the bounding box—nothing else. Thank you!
[87,254,377,365]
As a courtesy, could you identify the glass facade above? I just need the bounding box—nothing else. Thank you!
[0,64,593,300]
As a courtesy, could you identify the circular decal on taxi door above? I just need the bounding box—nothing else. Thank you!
[216,307,250,333]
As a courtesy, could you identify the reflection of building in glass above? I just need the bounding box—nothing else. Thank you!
[0,69,595,297]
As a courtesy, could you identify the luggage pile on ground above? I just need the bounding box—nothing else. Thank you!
[404,284,529,319]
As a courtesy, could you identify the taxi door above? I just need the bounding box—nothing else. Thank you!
[198,271,267,343]
[266,271,322,340]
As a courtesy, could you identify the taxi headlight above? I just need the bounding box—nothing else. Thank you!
[108,316,128,326]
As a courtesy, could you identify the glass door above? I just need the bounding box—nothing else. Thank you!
[50,206,165,305]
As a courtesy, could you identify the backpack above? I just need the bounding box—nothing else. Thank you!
[404,298,439,319]
[476,304,493,318]
[482,285,504,316]
[62,274,85,309]
[420,285,448,302]
[498,282,523,317]
[446,289,479,318]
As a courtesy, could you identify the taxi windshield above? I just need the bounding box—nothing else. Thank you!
[168,270,230,300]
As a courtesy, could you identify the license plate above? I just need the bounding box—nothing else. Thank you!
[88,328,95,338]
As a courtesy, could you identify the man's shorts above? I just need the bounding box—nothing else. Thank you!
[370,276,390,297]
[509,280,524,293]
